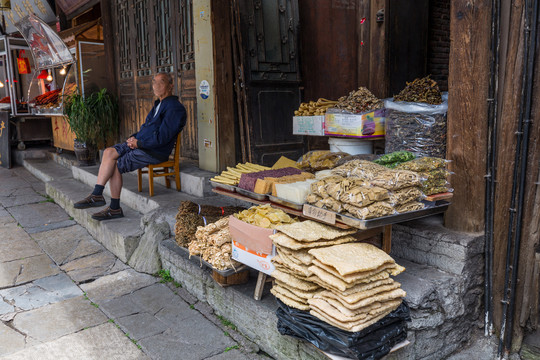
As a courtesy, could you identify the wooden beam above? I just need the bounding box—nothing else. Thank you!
[212,0,236,171]
[368,0,388,98]
[444,0,491,232]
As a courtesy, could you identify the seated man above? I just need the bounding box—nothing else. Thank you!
[74,72,187,220]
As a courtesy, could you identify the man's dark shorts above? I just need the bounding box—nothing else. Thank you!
[113,143,163,174]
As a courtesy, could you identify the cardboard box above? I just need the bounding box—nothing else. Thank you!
[324,109,386,138]
[228,216,276,255]
[293,116,325,136]
[231,240,275,275]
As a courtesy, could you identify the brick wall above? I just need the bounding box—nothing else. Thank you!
[427,0,450,91]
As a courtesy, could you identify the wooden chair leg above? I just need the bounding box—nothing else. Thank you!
[165,167,171,188]
[254,272,267,300]
[149,168,155,197]
[137,169,142,192]
[174,166,181,191]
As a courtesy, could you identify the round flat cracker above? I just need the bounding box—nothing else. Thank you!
[270,269,319,291]
[308,265,392,292]
[308,242,396,276]
[270,232,358,250]
[271,284,308,304]
[316,288,406,310]
[323,282,402,305]
[274,280,321,300]
[271,287,310,311]
[312,259,399,284]
[275,220,356,242]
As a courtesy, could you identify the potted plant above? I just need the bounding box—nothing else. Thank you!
[63,88,118,166]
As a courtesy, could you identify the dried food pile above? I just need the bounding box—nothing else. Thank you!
[269,221,406,333]
[234,204,296,229]
[297,150,349,172]
[396,157,452,195]
[306,160,425,219]
[334,87,384,114]
[188,217,241,271]
[393,75,442,105]
[294,98,337,116]
[385,76,447,158]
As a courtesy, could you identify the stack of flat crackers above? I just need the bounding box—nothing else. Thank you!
[268,220,406,333]
[307,242,406,332]
[268,220,357,310]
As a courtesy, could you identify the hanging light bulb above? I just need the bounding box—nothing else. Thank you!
[0,81,4,88]
[46,70,53,82]
[59,67,66,75]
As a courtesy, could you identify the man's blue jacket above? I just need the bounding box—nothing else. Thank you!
[134,95,187,161]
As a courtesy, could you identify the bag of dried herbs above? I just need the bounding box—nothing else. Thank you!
[385,76,448,158]
[374,151,416,168]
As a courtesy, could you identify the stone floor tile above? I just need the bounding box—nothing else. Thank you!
[0,254,60,288]
[0,299,14,314]
[7,202,72,229]
[140,326,236,360]
[80,269,157,302]
[32,225,103,265]
[117,312,168,340]
[108,259,130,274]
[99,293,143,319]
[205,349,261,360]
[130,283,187,315]
[2,323,149,360]
[61,251,116,284]
[0,189,46,207]
[0,223,43,262]
[154,304,198,326]
[12,296,107,343]
[0,322,26,356]
[24,220,78,234]
[0,274,82,312]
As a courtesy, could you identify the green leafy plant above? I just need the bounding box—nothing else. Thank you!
[63,88,118,148]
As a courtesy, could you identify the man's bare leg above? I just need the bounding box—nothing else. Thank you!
[109,165,123,199]
[97,147,120,186]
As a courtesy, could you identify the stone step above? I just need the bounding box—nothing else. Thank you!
[390,214,484,279]
[23,158,73,183]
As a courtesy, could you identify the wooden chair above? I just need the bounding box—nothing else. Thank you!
[137,132,181,197]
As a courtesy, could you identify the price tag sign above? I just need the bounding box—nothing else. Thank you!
[303,204,336,225]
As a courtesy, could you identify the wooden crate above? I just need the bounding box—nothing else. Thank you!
[212,269,249,287]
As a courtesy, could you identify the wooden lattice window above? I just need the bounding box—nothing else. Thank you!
[135,0,151,76]
[179,0,194,71]
[154,0,173,73]
[117,0,132,79]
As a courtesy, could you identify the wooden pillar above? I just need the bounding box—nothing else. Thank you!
[100,0,117,97]
[211,0,236,171]
[444,0,491,232]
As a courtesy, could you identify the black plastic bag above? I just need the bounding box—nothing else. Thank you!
[276,299,411,360]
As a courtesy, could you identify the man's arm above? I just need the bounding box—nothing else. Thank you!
[136,105,186,150]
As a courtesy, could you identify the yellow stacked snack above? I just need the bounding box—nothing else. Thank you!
[210,162,270,186]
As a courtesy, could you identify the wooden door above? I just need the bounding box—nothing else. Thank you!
[236,0,304,166]
[112,0,197,160]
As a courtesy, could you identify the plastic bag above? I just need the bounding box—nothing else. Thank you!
[384,93,448,158]
[276,299,411,360]
[297,150,350,171]
[374,151,416,168]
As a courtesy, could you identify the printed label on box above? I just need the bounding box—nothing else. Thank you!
[231,241,275,275]
[325,109,385,138]
[293,116,325,136]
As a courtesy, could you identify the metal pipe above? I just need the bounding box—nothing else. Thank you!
[505,0,538,352]
[485,0,501,337]
[498,0,538,356]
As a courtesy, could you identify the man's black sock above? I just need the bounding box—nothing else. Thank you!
[110,198,120,210]
[92,184,105,196]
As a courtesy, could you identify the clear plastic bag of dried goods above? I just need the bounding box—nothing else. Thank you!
[275,298,411,360]
[384,93,448,158]
[297,150,350,171]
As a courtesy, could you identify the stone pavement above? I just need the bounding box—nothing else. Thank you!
[0,165,269,360]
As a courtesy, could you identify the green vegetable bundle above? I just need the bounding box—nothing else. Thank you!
[374,151,416,169]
